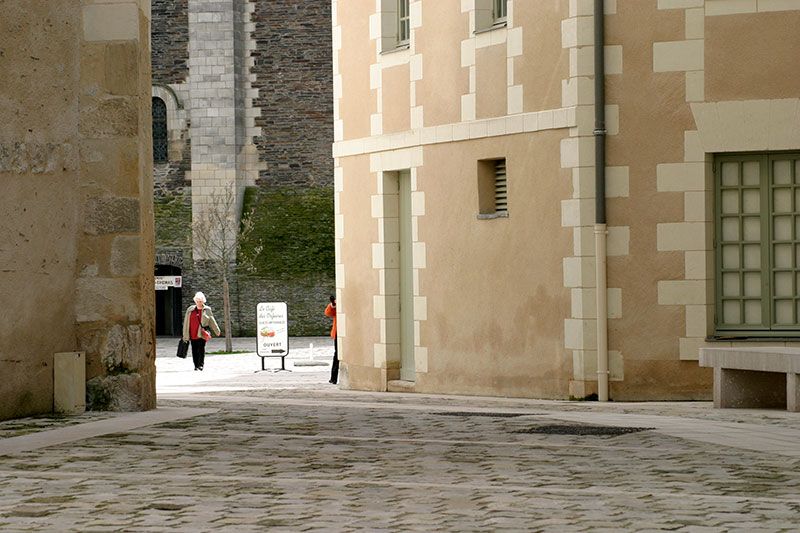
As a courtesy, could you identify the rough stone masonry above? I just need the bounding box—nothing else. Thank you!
[0,0,156,419]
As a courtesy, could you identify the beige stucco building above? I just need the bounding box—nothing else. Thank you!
[332,0,800,400]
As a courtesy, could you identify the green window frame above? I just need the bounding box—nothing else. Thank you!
[493,0,507,24]
[715,152,800,337]
[397,0,409,45]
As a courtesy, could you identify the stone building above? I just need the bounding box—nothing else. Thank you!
[150,0,334,337]
[332,0,800,401]
[1,0,155,420]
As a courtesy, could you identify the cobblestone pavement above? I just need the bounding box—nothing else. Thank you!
[1,339,799,531]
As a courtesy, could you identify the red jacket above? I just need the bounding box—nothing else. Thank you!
[325,302,337,338]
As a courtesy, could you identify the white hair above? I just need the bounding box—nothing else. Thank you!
[193,292,206,303]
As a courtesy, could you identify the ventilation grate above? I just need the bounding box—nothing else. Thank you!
[494,159,507,214]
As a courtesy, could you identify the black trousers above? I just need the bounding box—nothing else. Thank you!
[190,339,206,369]
[330,335,339,383]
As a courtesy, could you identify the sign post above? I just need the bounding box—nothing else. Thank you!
[256,302,290,372]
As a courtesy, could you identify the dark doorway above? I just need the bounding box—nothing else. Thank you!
[155,264,183,336]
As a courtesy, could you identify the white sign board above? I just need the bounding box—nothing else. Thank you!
[256,302,288,357]
[155,275,182,290]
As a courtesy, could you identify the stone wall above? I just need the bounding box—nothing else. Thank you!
[1,0,155,420]
[151,1,193,338]
[235,273,334,336]
[78,0,156,413]
[152,0,190,84]
[150,0,335,339]
[182,270,334,336]
[251,0,334,187]
[152,190,334,337]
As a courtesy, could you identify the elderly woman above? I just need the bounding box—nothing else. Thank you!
[182,291,221,371]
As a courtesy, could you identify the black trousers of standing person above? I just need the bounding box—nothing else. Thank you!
[190,339,206,370]
[330,335,339,384]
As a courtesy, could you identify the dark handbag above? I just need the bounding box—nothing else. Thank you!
[176,339,189,359]
[201,327,212,341]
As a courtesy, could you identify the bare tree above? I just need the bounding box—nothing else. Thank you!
[191,187,259,352]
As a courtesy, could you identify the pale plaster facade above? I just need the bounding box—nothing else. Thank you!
[0,0,155,420]
[333,0,800,399]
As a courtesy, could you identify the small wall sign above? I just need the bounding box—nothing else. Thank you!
[155,275,182,290]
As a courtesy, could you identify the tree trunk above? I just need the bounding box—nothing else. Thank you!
[223,276,233,353]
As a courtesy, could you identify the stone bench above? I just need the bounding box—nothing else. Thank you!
[699,347,800,412]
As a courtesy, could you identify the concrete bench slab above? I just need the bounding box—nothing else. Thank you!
[699,347,800,412]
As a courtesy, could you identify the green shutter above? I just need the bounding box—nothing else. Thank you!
[768,154,800,330]
[715,155,767,331]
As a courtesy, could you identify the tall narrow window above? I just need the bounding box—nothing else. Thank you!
[715,152,800,336]
[493,0,507,24]
[152,97,168,163]
[397,0,410,46]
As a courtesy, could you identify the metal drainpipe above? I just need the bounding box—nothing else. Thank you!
[594,0,609,402]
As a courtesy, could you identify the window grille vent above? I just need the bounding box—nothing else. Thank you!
[494,159,507,214]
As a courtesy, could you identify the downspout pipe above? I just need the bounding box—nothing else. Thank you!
[594,0,609,402]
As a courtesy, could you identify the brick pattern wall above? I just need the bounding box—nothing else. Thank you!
[152,0,191,201]
[251,0,334,187]
[153,124,191,199]
[152,0,190,85]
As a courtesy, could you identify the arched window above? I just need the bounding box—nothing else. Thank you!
[152,97,168,163]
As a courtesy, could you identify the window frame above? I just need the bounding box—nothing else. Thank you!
[397,0,409,46]
[714,151,800,338]
[152,96,168,164]
[379,0,410,53]
[474,0,507,34]
[493,0,507,25]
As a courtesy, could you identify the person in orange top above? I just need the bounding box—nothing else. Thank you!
[325,296,338,384]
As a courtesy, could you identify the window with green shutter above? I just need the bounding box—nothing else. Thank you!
[715,152,800,337]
